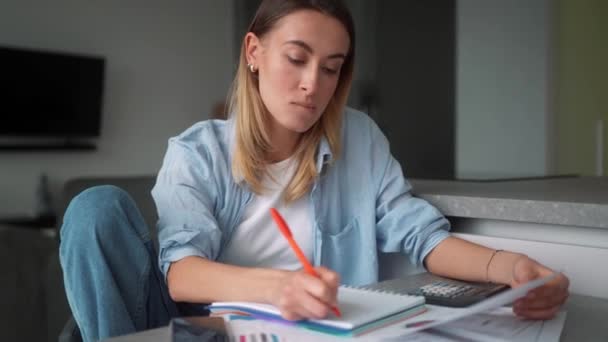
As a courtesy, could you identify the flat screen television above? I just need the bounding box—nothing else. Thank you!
[0,46,105,139]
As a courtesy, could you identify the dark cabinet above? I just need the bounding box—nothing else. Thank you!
[373,1,455,179]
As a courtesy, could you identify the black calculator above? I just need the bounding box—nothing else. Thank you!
[407,280,508,307]
[364,273,509,308]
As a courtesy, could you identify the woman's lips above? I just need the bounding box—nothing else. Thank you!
[292,102,316,111]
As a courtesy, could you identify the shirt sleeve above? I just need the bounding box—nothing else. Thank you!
[371,126,451,268]
[152,138,223,279]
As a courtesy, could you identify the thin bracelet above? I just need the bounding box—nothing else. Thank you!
[486,249,503,283]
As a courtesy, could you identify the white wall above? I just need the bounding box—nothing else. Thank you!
[456,0,552,179]
[0,0,235,217]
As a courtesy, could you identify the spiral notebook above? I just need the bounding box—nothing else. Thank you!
[208,286,426,336]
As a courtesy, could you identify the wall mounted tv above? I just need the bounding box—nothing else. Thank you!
[0,45,105,148]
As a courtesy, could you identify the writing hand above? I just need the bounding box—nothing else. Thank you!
[271,266,340,321]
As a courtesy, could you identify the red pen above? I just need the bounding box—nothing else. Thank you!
[270,207,342,317]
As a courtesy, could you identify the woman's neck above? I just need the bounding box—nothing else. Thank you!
[267,125,301,163]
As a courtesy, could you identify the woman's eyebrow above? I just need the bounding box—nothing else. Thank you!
[283,40,346,60]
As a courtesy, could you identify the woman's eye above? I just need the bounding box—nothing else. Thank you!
[322,67,338,75]
[287,56,305,65]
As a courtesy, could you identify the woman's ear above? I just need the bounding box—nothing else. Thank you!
[245,32,261,68]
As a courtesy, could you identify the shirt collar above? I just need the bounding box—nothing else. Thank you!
[226,116,334,181]
[315,134,333,175]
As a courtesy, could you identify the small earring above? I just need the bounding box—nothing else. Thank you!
[248,63,256,73]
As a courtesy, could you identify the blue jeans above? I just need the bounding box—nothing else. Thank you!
[59,185,182,341]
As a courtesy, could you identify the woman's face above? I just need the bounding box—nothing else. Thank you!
[246,10,350,136]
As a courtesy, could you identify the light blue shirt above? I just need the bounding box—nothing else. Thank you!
[152,107,451,286]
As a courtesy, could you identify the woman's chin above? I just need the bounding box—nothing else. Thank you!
[275,110,321,133]
[287,121,317,133]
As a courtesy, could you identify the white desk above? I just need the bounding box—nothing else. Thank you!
[105,290,608,341]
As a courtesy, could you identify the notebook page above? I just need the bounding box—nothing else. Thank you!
[312,286,424,329]
[210,286,424,330]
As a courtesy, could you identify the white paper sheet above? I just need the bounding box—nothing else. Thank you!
[223,272,565,342]
[370,272,560,339]
[431,307,567,342]
[225,309,567,342]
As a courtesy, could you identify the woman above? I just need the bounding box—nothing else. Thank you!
[60,0,569,341]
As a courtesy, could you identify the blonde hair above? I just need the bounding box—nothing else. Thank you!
[228,0,355,203]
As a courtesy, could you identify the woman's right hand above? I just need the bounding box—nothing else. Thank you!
[271,266,340,321]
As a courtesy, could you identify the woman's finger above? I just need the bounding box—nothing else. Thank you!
[295,285,332,319]
[287,272,334,318]
[298,270,338,306]
[523,276,569,307]
[526,286,566,304]
[533,274,569,296]
[514,304,562,320]
[278,280,327,320]
[316,266,340,289]
[280,310,304,321]
[517,291,569,310]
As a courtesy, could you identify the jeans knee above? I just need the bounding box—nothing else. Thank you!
[60,185,148,247]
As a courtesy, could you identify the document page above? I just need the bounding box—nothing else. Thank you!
[224,308,567,342]
[367,272,561,340]
[432,307,567,342]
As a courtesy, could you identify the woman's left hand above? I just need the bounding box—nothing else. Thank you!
[510,257,569,319]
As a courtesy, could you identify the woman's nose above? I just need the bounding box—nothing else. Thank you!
[299,67,319,95]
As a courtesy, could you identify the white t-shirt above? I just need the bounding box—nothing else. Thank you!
[217,158,312,270]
